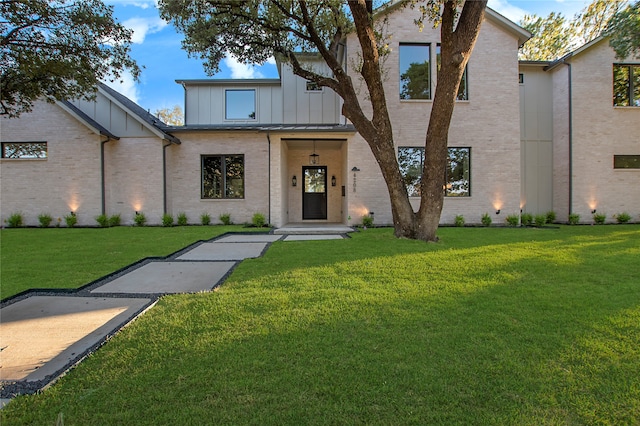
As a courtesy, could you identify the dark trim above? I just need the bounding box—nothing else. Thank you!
[163,142,171,214]
[568,62,573,216]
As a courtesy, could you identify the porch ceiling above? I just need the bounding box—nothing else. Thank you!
[284,139,345,150]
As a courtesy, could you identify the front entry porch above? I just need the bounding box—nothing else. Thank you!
[273,223,355,235]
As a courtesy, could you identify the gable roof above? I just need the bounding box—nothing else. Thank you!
[56,100,120,140]
[544,36,608,71]
[98,83,181,144]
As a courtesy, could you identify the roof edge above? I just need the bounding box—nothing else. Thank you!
[56,101,120,140]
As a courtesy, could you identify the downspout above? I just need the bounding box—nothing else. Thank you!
[100,136,112,216]
[566,62,573,216]
[163,142,171,215]
[266,131,272,225]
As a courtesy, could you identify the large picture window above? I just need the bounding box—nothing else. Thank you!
[201,155,245,199]
[613,64,640,107]
[398,147,471,197]
[225,89,256,120]
[436,45,469,100]
[1,142,47,159]
[399,43,431,100]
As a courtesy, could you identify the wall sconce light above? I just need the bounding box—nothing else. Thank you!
[495,209,501,215]
[70,211,76,216]
[591,209,597,214]
[369,211,375,218]
[292,175,297,187]
[331,175,336,186]
[135,211,140,216]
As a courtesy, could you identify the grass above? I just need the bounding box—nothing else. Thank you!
[0,226,262,300]
[2,226,640,424]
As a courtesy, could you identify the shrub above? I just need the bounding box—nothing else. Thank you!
[593,213,606,225]
[362,214,374,228]
[95,214,109,228]
[109,214,121,227]
[454,215,465,227]
[162,213,174,227]
[134,212,147,227]
[219,213,232,225]
[568,213,580,225]
[252,213,266,228]
[615,212,631,224]
[521,213,533,226]
[534,214,547,227]
[65,213,77,228]
[177,212,188,226]
[505,214,519,227]
[38,213,53,228]
[6,212,23,228]
[481,213,492,227]
[200,212,211,226]
[546,210,557,224]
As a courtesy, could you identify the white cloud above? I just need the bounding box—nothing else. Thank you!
[223,55,265,79]
[122,16,167,44]
[488,0,530,23]
[103,72,140,104]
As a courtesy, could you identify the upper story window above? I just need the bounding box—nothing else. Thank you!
[225,89,256,120]
[399,43,431,100]
[436,45,469,101]
[1,142,47,159]
[613,64,640,107]
[398,146,471,197]
[305,81,323,92]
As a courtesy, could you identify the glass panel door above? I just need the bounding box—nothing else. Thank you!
[303,166,327,220]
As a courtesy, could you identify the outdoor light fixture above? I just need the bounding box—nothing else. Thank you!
[351,166,360,172]
[292,175,297,187]
[309,140,319,165]
[135,211,140,216]
[496,209,501,215]
[591,209,597,214]
[70,211,76,216]
[331,175,336,186]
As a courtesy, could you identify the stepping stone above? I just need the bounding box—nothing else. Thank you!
[91,262,235,294]
[177,242,267,261]
[0,296,152,382]
[283,234,345,241]
[215,234,282,243]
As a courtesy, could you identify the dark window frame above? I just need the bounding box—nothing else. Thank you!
[1,141,48,159]
[399,43,432,100]
[613,155,640,169]
[397,146,471,197]
[201,154,245,199]
[225,89,256,120]
[613,64,640,107]
[305,80,323,92]
[436,44,469,101]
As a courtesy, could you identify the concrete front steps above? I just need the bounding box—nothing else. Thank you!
[273,223,355,235]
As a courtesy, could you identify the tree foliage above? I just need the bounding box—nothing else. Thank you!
[155,105,184,126]
[0,0,140,117]
[159,0,487,241]
[606,0,640,59]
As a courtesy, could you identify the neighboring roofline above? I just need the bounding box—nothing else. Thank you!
[176,79,281,86]
[167,123,357,133]
[97,83,181,144]
[56,101,120,140]
[545,36,607,71]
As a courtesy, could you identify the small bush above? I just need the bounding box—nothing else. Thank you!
[6,212,24,228]
[65,213,78,228]
[200,212,211,226]
[38,213,53,228]
[252,213,266,228]
[593,213,606,225]
[362,214,374,228]
[177,212,188,226]
[546,211,557,224]
[615,212,631,224]
[521,213,533,226]
[134,212,147,227]
[481,213,492,227]
[454,215,465,227]
[95,214,110,228]
[162,213,174,227]
[534,214,547,227]
[219,213,232,225]
[505,214,519,226]
[109,214,121,227]
[568,213,580,225]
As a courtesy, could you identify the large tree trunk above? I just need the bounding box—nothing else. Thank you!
[416,0,487,241]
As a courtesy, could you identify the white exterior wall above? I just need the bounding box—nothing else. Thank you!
[346,7,523,225]
[0,102,103,226]
[562,40,640,223]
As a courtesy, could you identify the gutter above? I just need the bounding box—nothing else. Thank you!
[163,141,172,215]
[266,131,272,225]
[100,136,113,216]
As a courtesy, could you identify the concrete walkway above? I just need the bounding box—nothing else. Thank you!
[0,230,353,403]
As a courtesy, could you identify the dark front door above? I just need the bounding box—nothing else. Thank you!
[302,166,327,220]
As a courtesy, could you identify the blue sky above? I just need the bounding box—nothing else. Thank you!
[103,0,592,114]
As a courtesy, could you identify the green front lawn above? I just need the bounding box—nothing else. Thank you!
[2,226,639,424]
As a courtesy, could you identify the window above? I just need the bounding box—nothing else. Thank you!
[201,155,244,199]
[225,89,256,120]
[613,64,640,107]
[1,142,47,159]
[305,81,322,92]
[519,73,524,84]
[436,45,469,100]
[398,147,471,197]
[614,155,640,169]
[400,43,431,100]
